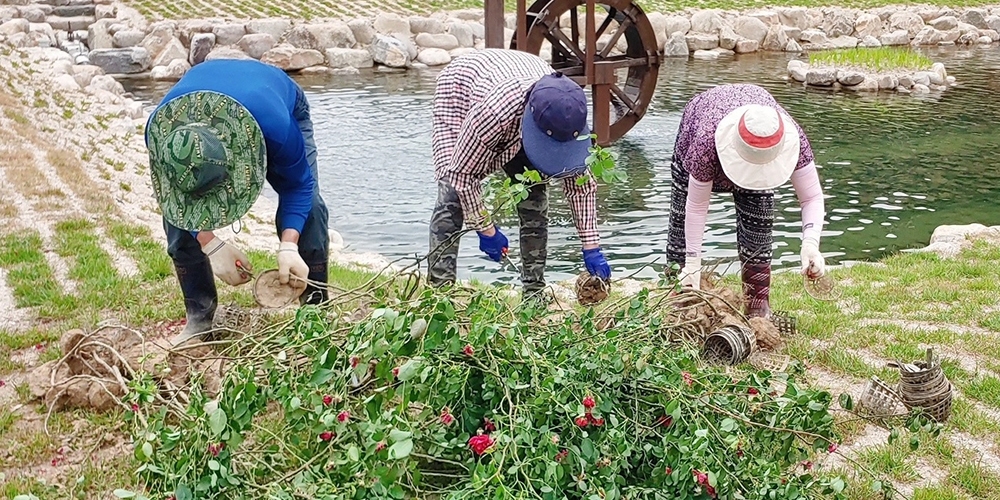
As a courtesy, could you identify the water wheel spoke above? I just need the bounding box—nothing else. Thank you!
[594,8,617,39]
[599,16,633,58]
[544,23,587,64]
[570,6,579,46]
[608,83,636,113]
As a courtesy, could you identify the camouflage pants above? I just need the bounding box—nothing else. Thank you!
[428,149,549,292]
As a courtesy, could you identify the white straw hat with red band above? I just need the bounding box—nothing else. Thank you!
[714,103,801,191]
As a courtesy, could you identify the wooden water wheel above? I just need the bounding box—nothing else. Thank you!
[508,0,660,145]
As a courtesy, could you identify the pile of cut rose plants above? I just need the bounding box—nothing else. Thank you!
[119,286,852,500]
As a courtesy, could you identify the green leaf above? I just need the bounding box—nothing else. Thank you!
[909,435,920,451]
[13,496,40,500]
[113,490,136,499]
[831,477,846,493]
[389,429,412,442]
[209,408,228,437]
[581,438,595,459]
[175,484,193,500]
[310,368,334,386]
[397,358,422,382]
[838,393,854,410]
[348,445,360,461]
[208,460,220,471]
[289,397,301,411]
[808,401,826,412]
[389,485,405,499]
[141,441,153,460]
[389,439,414,460]
[695,428,709,438]
[721,418,736,433]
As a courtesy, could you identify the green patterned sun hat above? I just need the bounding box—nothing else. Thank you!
[146,90,266,232]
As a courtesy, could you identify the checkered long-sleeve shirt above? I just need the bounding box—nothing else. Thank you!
[431,49,601,247]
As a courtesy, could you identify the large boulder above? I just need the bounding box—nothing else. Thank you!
[961,8,989,29]
[829,35,858,48]
[417,47,451,66]
[836,69,865,86]
[88,47,150,74]
[305,21,356,49]
[204,46,253,61]
[663,31,689,56]
[246,18,291,41]
[415,32,459,50]
[260,44,324,70]
[189,33,215,65]
[854,13,884,38]
[823,8,856,37]
[733,16,767,43]
[685,33,718,50]
[719,25,739,50]
[87,18,113,49]
[987,14,1000,33]
[325,47,373,68]
[408,16,443,34]
[911,26,945,45]
[212,23,245,45]
[889,11,925,36]
[664,15,690,36]
[369,34,409,67]
[805,67,836,86]
[151,37,186,67]
[646,12,668,47]
[150,58,190,80]
[448,21,475,48]
[373,12,410,35]
[879,29,910,45]
[112,28,143,48]
[929,16,958,30]
[0,18,29,36]
[690,10,724,34]
[177,19,213,46]
[735,39,759,53]
[348,18,375,44]
[787,59,808,82]
[140,23,174,60]
[760,23,787,51]
[282,25,319,50]
[238,33,276,59]
[778,7,809,29]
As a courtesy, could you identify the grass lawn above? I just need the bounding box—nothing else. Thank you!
[122,0,1000,21]
[809,47,935,72]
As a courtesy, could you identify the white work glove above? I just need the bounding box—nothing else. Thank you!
[680,256,702,290]
[277,241,309,289]
[801,237,826,279]
[201,236,252,286]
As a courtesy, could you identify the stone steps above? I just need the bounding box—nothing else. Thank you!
[46,14,93,31]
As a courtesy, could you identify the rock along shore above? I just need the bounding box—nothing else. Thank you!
[2,1,1000,79]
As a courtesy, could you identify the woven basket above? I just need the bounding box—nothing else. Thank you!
[857,376,905,418]
[747,351,792,373]
[701,325,756,366]
[770,311,797,337]
[893,349,953,423]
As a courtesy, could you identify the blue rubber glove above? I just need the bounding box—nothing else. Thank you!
[583,247,611,280]
[477,227,509,262]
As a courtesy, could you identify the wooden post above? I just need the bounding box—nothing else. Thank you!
[484,0,504,49]
[516,0,526,50]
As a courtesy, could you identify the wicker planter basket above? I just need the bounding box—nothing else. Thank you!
[892,348,954,423]
[857,376,906,418]
[701,325,756,366]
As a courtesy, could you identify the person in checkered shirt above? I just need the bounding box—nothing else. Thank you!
[427,49,611,299]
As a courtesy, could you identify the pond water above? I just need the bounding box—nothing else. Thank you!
[124,45,1000,284]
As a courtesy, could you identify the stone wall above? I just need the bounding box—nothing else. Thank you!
[1,2,1000,80]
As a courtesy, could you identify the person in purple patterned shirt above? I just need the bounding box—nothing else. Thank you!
[427,49,611,300]
[667,83,827,318]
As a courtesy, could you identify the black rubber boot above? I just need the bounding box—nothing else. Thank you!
[171,259,218,347]
[301,260,329,306]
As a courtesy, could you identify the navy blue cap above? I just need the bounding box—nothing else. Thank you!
[520,73,591,178]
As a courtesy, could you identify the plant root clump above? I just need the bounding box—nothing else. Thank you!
[253,269,305,308]
[750,316,782,351]
[575,271,610,306]
[26,325,230,413]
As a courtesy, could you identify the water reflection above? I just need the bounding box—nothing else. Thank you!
[123,44,1000,283]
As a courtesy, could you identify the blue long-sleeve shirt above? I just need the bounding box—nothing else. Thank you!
[147,59,315,234]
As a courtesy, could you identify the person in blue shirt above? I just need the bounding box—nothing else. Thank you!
[145,58,330,346]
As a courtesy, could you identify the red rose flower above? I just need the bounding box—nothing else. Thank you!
[337,411,350,423]
[748,387,759,395]
[0,380,5,388]
[130,403,139,412]
[575,416,589,428]
[350,356,359,368]
[555,449,568,462]
[582,395,596,409]
[376,441,386,451]
[392,367,400,378]
[483,417,496,433]
[320,431,334,442]
[665,466,672,475]
[657,415,673,428]
[692,469,708,485]
[35,343,44,350]
[207,442,225,457]
[322,395,333,406]
[705,485,717,498]
[462,344,474,356]
[591,417,605,427]
[440,408,454,425]
[682,372,693,387]
[828,443,839,453]
[468,434,495,456]
[801,460,813,470]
